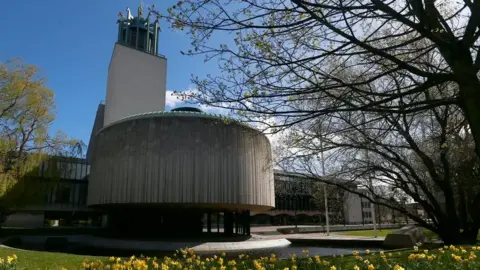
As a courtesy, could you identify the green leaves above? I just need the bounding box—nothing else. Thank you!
[0,59,82,210]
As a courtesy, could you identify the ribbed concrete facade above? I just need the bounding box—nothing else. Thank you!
[87,112,275,212]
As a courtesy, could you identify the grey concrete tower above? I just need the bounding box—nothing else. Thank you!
[86,7,275,238]
[103,5,167,127]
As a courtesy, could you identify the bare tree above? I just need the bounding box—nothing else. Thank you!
[163,0,480,244]
[311,182,345,225]
[277,79,480,243]
[275,177,312,227]
[166,0,480,157]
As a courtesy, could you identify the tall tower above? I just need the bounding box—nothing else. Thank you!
[103,5,167,127]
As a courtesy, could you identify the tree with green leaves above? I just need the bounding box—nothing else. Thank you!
[0,59,83,219]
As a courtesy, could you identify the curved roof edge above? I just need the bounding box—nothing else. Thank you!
[171,106,204,113]
[98,110,259,135]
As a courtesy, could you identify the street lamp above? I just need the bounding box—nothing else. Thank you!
[362,114,377,238]
[319,136,330,236]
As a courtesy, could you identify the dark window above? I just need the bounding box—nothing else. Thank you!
[55,184,71,204]
[138,28,147,50]
[130,28,137,47]
[78,184,88,205]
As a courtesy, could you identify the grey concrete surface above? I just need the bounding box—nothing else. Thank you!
[88,113,274,211]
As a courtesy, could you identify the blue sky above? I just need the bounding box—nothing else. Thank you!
[1,0,221,145]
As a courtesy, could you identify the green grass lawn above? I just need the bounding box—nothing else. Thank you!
[1,245,479,270]
[0,246,415,270]
[337,229,396,237]
[338,228,438,238]
[338,228,480,241]
[0,248,102,270]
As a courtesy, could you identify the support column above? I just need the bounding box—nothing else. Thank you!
[101,214,109,228]
[243,211,248,235]
[239,211,245,235]
[224,211,234,236]
[235,212,239,234]
[246,210,251,236]
[207,210,212,233]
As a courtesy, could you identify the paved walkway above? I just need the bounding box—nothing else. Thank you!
[2,226,388,253]
[66,235,292,252]
[75,233,385,252]
[257,232,385,241]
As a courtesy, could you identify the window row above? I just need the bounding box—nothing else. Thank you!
[38,160,90,180]
[363,211,373,218]
[361,201,371,208]
[44,181,88,205]
[275,195,317,211]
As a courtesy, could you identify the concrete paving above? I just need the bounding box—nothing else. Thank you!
[258,232,385,241]
[2,225,390,253]
[67,235,292,252]
[75,232,384,252]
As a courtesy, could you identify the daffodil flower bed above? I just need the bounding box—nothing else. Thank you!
[71,245,480,270]
[0,254,18,269]
[3,245,480,269]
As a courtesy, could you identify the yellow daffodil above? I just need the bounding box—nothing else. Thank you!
[451,254,462,262]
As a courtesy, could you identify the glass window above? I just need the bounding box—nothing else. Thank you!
[78,183,88,205]
[55,184,71,204]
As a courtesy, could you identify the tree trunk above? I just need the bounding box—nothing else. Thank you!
[457,75,480,158]
[460,227,479,245]
[377,205,382,226]
[392,209,395,224]
[437,224,479,245]
[294,209,298,228]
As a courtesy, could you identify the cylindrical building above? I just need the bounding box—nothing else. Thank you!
[87,110,275,237]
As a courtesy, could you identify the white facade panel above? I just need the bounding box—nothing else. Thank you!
[344,192,363,224]
[104,43,167,127]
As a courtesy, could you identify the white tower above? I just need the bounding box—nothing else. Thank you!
[103,6,167,127]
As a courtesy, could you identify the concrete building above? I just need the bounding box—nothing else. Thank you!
[2,6,372,232]
[4,164,370,229]
[84,6,275,237]
[251,170,366,225]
